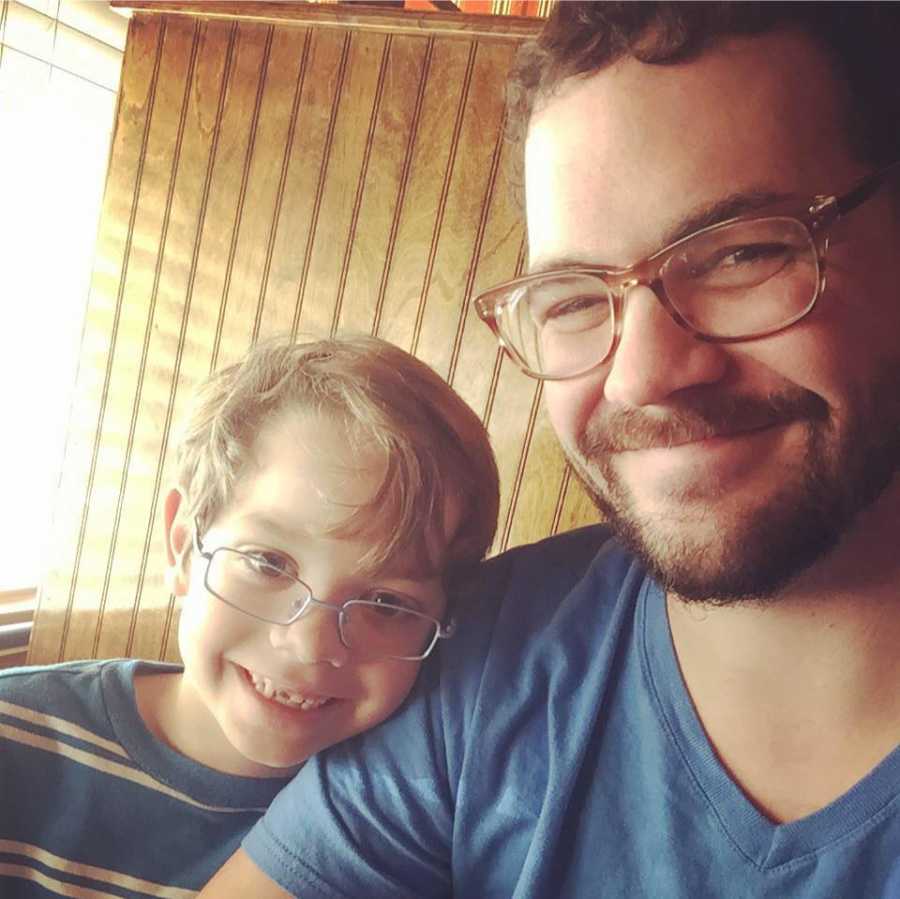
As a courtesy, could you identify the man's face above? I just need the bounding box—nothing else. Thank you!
[526,30,900,602]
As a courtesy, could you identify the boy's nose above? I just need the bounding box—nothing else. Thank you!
[269,603,350,668]
[602,283,728,407]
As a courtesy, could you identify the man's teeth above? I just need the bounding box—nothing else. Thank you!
[248,672,331,710]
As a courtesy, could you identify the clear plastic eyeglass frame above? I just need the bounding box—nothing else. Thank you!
[474,159,900,381]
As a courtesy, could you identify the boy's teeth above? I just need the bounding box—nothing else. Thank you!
[247,671,330,709]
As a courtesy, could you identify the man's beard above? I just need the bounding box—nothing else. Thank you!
[568,374,900,604]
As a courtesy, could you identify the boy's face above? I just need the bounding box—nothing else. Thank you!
[167,411,450,777]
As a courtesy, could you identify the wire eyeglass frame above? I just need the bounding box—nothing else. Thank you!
[192,528,456,661]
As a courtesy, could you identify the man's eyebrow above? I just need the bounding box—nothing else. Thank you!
[659,189,793,247]
[528,189,795,275]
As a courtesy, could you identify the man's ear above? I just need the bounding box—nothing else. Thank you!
[163,487,192,596]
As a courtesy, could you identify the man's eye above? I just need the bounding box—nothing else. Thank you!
[692,242,792,277]
[536,294,609,330]
[547,294,603,317]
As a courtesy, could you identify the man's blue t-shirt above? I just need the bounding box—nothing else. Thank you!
[244,527,900,898]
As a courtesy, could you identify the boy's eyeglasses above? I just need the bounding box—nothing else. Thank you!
[192,530,455,661]
[474,160,900,381]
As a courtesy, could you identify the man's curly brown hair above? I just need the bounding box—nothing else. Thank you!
[506,2,900,191]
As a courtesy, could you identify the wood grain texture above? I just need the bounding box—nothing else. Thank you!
[30,4,600,666]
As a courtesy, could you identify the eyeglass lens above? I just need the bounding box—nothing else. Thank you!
[495,217,819,379]
[205,547,438,659]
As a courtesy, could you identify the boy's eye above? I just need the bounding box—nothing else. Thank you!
[359,590,415,616]
[242,551,297,580]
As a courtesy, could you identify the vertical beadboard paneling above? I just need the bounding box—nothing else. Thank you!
[274,29,352,338]
[92,18,203,661]
[30,8,603,666]
[29,14,165,664]
[204,21,276,372]
[448,127,524,420]
[328,33,393,336]
[375,38,474,353]
[293,29,386,338]
[552,467,597,537]
[61,16,196,663]
[414,41,517,381]
[251,27,313,343]
[255,26,345,340]
[369,36,433,338]
[103,19,235,662]
[407,41,478,370]
[335,34,430,337]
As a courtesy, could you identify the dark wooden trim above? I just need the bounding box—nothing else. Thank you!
[110,1,542,42]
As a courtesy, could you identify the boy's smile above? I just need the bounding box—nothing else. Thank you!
[144,410,449,778]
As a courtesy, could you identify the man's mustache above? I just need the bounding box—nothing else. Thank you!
[579,389,829,454]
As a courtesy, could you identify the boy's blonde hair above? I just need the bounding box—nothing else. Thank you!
[173,335,499,580]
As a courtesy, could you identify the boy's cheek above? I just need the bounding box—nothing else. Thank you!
[178,596,247,663]
[366,659,424,719]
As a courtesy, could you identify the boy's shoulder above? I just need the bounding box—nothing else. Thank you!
[0,658,284,895]
[0,658,179,736]
[0,657,123,705]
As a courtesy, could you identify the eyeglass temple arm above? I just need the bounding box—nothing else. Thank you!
[192,520,207,556]
[832,158,900,218]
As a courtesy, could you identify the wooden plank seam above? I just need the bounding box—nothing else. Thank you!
[499,379,543,552]
[250,26,313,345]
[550,464,572,536]
[331,32,393,338]
[410,38,478,357]
[143,19,239,660]
[481,232,526,426]
[59,15,167,662]
[93,17,203,660]
[290,30,353,340]
[209,22,276,373]
[447,88,507,386]
[372,35,434,338]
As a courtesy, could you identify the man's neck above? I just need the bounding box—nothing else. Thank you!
[665,485,900,823]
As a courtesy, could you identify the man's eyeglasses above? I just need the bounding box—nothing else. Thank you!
[192,530,455,661]
[474,160,900,381]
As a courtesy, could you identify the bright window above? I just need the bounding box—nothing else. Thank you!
[0,0,127,592]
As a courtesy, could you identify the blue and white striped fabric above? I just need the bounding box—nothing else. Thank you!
[0,659,290,898]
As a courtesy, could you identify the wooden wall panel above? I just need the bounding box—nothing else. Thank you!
[374,37,472,353]
[413,41,516,380]
[255,26,342,340]
[30,3,598,666]
[293,29,386,340]
[333,34,428,337]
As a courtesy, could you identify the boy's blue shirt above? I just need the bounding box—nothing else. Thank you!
[0,657,290,897]
[245,526,900,898]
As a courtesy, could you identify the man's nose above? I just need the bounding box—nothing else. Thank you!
[602,283,728,407]
[269,601,350,668]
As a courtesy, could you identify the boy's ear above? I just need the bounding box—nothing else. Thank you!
[163,487,192,596]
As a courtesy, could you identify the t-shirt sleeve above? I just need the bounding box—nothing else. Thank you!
[243,672,454,898]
